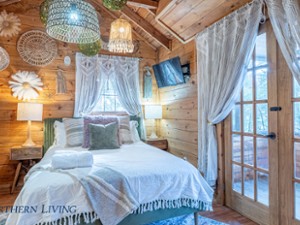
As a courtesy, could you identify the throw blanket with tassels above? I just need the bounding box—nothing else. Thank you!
[64,167,139,225]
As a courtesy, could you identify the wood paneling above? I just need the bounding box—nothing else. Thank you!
[156,0,252,43]
[0,1,157,193]
[158,39,198,167]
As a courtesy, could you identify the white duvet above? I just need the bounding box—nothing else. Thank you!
[5,142,213,225]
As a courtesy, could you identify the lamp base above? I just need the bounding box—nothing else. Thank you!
[148,132,158,140]
[22,138,36,147]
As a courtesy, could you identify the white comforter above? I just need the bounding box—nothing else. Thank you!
[6,142,213,225]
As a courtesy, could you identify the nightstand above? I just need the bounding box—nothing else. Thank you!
[145,139,168,151]
[10,145,43,194]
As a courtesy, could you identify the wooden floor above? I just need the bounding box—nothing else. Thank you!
[0,192,257,225]
[199,204,258,225]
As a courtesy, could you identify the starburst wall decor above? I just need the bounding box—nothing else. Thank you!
[0,10,21,38]
[9,71,43,101]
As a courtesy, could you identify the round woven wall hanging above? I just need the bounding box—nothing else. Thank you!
[17,30,57,66]
[0,47,10,71]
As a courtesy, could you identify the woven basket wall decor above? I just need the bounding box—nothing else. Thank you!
[0,47,10,71]
[17,30,57,66]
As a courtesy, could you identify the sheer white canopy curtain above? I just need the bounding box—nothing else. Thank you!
[74,53,146,140]
[98,55,146,140]
[196,0,263,186]
[265,0,300,84]
[74,53,106,118]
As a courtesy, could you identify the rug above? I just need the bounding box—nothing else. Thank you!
[0,214,228,225]
[148,214,228,225]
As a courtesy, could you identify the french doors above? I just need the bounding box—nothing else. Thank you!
[224,20,300,225]
[225,21,278,225]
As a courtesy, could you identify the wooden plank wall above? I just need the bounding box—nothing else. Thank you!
[158,39,198,167]
[0,5,157,193]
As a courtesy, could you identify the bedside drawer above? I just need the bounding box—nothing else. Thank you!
[11,147,42,160]
[146,139,168,150]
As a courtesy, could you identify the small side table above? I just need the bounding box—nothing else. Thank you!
[145,139,168,151]
[10,145,43,194]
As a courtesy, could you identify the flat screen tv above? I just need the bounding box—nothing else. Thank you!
[152,56,185,88]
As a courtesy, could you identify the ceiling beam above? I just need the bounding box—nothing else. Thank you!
[0,0,20,7]
[121,5,171,50]
[127,0,158,9]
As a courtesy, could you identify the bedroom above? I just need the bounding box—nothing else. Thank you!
[0,0,298,225]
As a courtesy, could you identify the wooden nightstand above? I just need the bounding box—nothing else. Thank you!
[10,145,43,193]
[145,139,168,151]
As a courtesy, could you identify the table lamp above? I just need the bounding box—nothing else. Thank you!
[145,105,162,139]
[17,103,43,147]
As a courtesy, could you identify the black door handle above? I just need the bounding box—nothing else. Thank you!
[264,132,276,140]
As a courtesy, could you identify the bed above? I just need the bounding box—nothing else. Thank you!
[5,118,213,225]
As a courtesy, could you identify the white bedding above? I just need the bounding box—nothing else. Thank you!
[6,142,213,225]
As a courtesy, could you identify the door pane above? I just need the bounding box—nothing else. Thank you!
[244,168,255,199]
[243,104,253,133]
[256,68,268,101]
[256,103,268,135]
[294,102,300,138]
[255,33,267,67]
[232,104,241,132]
[257,172,269,206]
[243,72,253,101]
[295,142,300,179]
[233,164,242,194]
[232,134,241,163]
[293,77,300,98]
[257,138,269,170]
[295,183,300,220]
[244,136,254,166]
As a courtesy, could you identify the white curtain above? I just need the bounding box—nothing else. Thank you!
[74,53,107,117]
[98,55,146,140]
[196,0,263,186]
[265,0,300,84]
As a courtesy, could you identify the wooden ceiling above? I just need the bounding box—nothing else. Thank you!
[0,0,253,50]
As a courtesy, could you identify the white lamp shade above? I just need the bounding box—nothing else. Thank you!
[17,103,43,121]
[144,105,162,119]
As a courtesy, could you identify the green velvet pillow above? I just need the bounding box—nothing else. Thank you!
[89,122,120,150]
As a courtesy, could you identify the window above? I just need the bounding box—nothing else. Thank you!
[93,79,125,112]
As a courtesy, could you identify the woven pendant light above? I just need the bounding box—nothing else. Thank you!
[78,39,101,56]
[108,18,134,53]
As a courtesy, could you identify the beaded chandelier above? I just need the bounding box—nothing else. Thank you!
[46,0,100,44]
[108,18,134,53]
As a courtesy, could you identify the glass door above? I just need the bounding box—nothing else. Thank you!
[224,22,279,225]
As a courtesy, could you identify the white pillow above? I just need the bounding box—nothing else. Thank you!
[53,121,66,147]
[130,121,140,143]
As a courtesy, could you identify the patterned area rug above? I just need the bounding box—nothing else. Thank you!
[0,214,228,225]
[148,214,228,225]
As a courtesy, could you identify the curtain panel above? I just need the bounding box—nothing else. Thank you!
[265,0,300,84]
[74,53,106,117]
[196,0,263,186]
[98,55,146,140]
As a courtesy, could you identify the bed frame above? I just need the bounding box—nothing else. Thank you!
[43,118,201,225]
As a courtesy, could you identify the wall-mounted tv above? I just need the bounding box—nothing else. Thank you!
[152,56,185,88]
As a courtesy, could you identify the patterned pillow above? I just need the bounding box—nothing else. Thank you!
[89,122,120,150]
[118,116,133,144]
[63,118,84,147]
[83,116,119,148]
